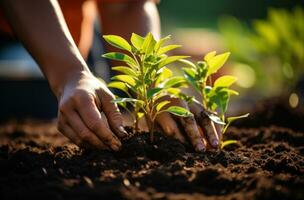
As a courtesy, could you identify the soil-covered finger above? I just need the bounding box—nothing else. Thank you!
[62,111,107,149]
[97,90,129,138]
[179,116,206,152]
[156,112,186,143]
[198,111,220,148]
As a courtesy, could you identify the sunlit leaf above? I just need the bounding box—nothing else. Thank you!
[221,140,238,149]
[137,112,144,119]
[204,51,217,62]
[112,98,140,104]
[222,113,249,133]
[214,75,237,88]
[155,67,173,86]
[112,75,136,87]
[166,106,193,117]
[142,32,156,55]
[158,56,189,67]
[108,81,129,94]
[103,35,131,52]
[112,66,137,77]
[207,52,230,76]
[161,76,187,88]
[147,87,163,99]
[154,35,171,52]
[156,100,170,111]
[179,59,197,68]
[207,113,226,125]
[102,52,137,67]
[131,33,144,50]
[157,45,181,55]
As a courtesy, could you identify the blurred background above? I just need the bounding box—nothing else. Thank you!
[0,0,303,120]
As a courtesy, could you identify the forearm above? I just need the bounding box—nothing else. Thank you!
[1,0,90,97]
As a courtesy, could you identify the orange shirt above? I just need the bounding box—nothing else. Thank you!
[0,0,143,43]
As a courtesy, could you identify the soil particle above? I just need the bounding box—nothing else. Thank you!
[0,101,303,200]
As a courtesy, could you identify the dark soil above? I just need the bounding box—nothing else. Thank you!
[0,102,303,200]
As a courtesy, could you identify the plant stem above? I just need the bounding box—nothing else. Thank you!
[145,114,154,143]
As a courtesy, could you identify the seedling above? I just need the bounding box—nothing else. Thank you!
[102,33,193,142]
[181,51,249,149]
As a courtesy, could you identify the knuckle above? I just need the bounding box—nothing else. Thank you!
[78,130,92,141]
[102,134,114,144]
[87,120,100,131]
[71,89,92,105]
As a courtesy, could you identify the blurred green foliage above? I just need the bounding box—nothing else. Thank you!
[219,7,304,95]
[158,0,301,30]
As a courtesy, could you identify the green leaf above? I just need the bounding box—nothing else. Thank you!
[207,52,230,76]
[204,51,217,62]
[221,140,238,149]
[112,75,136,87]
[137,112,144,119]
[112,98,140,104]
[112,66,137,77]
[131,33,144,50]
[214,75,237,88]
[158,56,189,67]
[166,88,181,96]
[155,67,173,86]
[157,45,181,55]
[183,68,200,93]
[108,81,129,94]
[142,32,156,55]
[209,89,229,114]
[103,35,131,52]
[102,52,137,67]
[179,59,197,68]
[161,76,187,88]
[147,87,163,99]
[222,113,249,133]
[166,106,193,117]
[207,113,226,125]
[156,100,170,111]
[154,35,171,52]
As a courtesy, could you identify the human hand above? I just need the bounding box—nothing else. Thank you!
[155,97,222,152]
[57,71,128,151]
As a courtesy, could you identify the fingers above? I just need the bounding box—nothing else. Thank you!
[73,93,122,151]
[59,109,107,149]
[167,98,205,152]
[57,120,82,146]
[156,112,186,143]
[199,112,219,148]
[178,115,206,152]
[189,102,221,148]
[97,89,128,138]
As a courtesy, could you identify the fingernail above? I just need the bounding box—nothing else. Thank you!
[118,126,128,137]
[196,142,206,152]
[111,143,121,151]
[212,139,219,148]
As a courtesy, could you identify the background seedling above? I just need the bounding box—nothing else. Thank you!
[181,51,249,148]
[103,33,193,142]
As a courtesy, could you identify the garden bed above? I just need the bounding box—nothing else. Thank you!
[0,100,303,200]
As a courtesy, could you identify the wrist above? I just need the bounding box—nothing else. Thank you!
[47,62,92,99]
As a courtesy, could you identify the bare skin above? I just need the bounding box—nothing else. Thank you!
[0,0,221,152]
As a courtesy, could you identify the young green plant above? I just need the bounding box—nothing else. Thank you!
[102,33,193,142]
[181,51,249,149]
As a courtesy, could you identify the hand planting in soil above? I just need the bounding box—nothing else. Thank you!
[181,51,249,148]
[102,33,193,144]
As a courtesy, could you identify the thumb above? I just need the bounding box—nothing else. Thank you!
[97,90,128,138]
